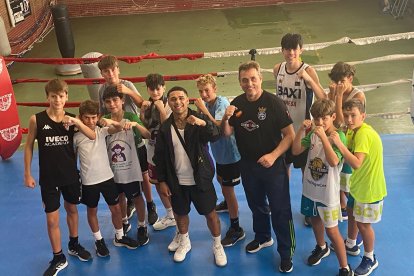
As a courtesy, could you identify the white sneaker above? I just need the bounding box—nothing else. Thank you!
[168,232,180,252]
[213,243,227,267]
[153,216,176,231]
[173,237,191,262]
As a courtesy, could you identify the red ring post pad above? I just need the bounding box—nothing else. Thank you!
[0,57,22,160]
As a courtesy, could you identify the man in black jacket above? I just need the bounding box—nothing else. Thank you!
[154,86,227,267]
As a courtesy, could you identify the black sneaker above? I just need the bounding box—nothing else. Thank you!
[338,265,354,276]
[127,200,136,219]
[147,201,159,225]
[95,238,109,257]
[221,227,246,247]
[245,238,274,253]
[123,222,131,234]
[215,200,228,213]
[43,255,68,276]
[307,242,330,266]
[113,235,139,249]
[279,258,293,273]
[137,226,149,246]
[68,242,92,262]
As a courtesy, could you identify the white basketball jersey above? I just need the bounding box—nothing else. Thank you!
[276,62,314,133]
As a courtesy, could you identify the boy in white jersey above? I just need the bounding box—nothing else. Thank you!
[98,55,156,225]
[328,62,366,254]
[274,33,326,226]
[24,79,94,276]
[140,73,176,230]
[292,99,353,276]
[102,86,151,246]
[74,100,140,257]
[331,99,387,276]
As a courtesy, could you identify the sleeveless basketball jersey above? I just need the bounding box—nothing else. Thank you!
[276,62,314,133]
[36,110,79,187]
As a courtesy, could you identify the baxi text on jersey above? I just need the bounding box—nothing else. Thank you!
[277,86,302,99]
[45,135,69,146]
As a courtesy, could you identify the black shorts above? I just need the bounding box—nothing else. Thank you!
[40,183,81,213]
[81,178,119,208]
[216,161,241,187]
[285,147,308,169]
[138,145,149,173]
[116,181,142,201]
[171,185,217,216]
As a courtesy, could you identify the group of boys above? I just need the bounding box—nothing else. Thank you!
[24,33,386,276]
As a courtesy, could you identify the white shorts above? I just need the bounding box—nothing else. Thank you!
[317,205,343,228]
[353,200,384,223]
[340,172,351,192]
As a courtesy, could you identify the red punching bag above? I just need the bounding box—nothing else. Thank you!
[0,57,22,160]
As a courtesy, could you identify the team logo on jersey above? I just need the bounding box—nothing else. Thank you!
[308,157,328,181]
[0,125,19,141]
[42,124,52,130]
[0,94,12,111]
[241,120,259,132]
[257,107,266,120]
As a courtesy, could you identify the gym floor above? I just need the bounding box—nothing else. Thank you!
[1,0,414,275]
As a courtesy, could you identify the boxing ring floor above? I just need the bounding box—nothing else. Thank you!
[0,134,413,276]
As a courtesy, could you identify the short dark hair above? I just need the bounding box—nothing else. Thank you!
[343,98,365,113]
[79,100,99,116]
[145,73,165,90]
[281,33,303,50]
[328,62,356,83]
[102,85,123,100]
[167,86,188,98]
[238,61,261,80]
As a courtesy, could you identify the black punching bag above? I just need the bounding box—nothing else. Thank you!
[51,4,81,75]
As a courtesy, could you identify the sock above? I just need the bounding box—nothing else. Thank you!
[212,235,221,246]
[166,208,173,218]
[346,237,356,247]
[147,201,154,208]
[122,217,129,224]
[181,232,189,241]
[53,250,64,260]
[364,251,374,261]
[230,217,240,230]
[138,221,146,227]
[69,236,78,247]
[93,230,103,241]
[320,243,327,250]
[115,228,124,240]
[341,265,350,271]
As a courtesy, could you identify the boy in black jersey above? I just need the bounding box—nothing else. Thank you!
[24,79,96,276]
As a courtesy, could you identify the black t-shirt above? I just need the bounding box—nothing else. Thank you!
[229,90,292,161]
[36,110,79,187]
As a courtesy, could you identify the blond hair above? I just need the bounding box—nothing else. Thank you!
[196,74,216,88]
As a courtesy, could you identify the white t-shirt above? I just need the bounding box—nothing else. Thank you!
[302,132,344,207]
[171,126,195,186]
[74,127,114,185]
